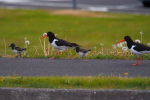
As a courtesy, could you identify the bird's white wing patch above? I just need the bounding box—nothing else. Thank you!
[51,39,58,48]
[130,45,150,55]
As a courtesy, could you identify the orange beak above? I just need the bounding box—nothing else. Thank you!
[41,35,48,39]
[118,39,125,43]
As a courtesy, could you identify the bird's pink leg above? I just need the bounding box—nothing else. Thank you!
[67,54,71,59]
[132,57,140,65]
[65,50,71,59]
[49,52,58,59]
[59,51,63,55]
[138,56,144,65]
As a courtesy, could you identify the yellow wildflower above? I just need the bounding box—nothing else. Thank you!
[93,51,97,53]
[118,52,122,54]
[124,72,129,76]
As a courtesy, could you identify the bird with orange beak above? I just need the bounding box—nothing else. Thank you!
[118,36,150,65]
[41,31,79,59]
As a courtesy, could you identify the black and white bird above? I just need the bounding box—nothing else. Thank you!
[74,46,91,58]
[9,43,26,58]
[41,31,79,59]
[118,36,150,65]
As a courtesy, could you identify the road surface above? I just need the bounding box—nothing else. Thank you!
[0,58,150,77]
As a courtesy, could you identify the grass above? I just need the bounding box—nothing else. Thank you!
[0,76,150,90]
[0,9,150,59]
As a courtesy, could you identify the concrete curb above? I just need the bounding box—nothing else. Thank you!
[0,88,150,100]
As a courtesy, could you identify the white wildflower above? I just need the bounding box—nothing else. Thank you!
[121,41,125,45]
[100,43,104,46]
[122,47,128,52]
[140,31,144,35]
[24,37,27,40]
[135,39,141,43]
[43,33,47,36]
[117,43,122,48]
[147,42,150,46]
[94,46,97,49]
[110,51,113,54]
[55,34,58,37]
[97,52,102,55]
[25,40,30,45]
[112,44,116,49]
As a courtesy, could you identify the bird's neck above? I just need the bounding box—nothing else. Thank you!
[11,46,15,50]
[126,40,134,49]
[75,48,80,52]
[49,36,56,43]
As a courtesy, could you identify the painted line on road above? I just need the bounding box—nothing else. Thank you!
[2,2,73,8]
[88,7,108,12]
[38,0,71,1]
[0,0,29,3]
[0,0,71,2]
[86,3,144,12]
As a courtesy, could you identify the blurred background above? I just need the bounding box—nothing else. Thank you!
[0,0,150,14]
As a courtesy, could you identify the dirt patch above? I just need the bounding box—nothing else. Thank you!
[50,9,117,18]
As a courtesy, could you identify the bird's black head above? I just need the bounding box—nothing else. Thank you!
[41,31,55,39]
[124,36,132,41]
[47,31,55,37]
[118,36,133,43]
[9,43,15,47]
[74,46,81,51]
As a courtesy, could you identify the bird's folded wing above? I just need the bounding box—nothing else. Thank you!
[15,46,26,51]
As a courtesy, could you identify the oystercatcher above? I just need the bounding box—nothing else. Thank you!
[118,36,150,65]
[74,46,91,58]
[9,43,26,58]
[41,31,79,59]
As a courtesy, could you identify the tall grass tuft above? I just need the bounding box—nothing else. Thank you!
[3,37,6,55]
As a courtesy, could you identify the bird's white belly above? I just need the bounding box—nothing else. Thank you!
[78,51,84,56]
[12,49,19,54]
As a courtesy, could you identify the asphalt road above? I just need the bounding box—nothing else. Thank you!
[0,58,150,77]
[0,0,150,14]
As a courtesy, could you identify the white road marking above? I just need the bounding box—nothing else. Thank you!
[1,1,73,8]
[0,0,70,2]
[89,7,108,12]
[38,0,71,1]
[0,0,29,3]
[86,3,144,12]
